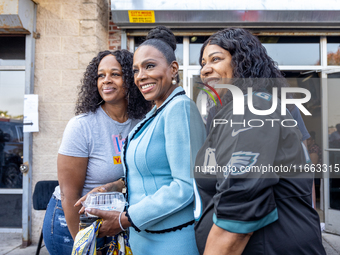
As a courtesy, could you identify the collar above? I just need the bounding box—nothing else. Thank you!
[145,86,185,118]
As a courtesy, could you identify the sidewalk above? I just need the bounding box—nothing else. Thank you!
[0,233,48,255]
[1,232,340,255]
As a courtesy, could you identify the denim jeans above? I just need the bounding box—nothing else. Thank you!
[43,195,111,255]
[43,195,74,255]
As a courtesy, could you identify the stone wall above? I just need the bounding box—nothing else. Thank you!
[32,0,110,243]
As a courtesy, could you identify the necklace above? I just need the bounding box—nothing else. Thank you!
[103,106,128,140]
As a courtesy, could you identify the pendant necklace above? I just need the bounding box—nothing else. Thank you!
[103,106,127,140]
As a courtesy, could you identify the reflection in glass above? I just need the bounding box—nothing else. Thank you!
[327,76,340,210]
[190,44,203,65]
[329,153,340,210]
[175,43,183,65]
[258,36,320,66]
[191,75,203,104]
[189,36,210,65]
[285,73,321,115]
[328,76,340,133]
[178,70,183,87]
[0,71,24,189]
[327,37,340,66]
[190,75,217,128]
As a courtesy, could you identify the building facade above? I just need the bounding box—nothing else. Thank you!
[1,0,340,246]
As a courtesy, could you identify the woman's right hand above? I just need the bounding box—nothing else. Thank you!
[74,180,125,214]
[84,209,131,237]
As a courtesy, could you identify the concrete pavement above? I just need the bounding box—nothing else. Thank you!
[0,233,48,255]
[1,231,340,255]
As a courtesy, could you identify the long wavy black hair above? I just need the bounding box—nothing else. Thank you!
[199,28,289,105]
[75,50,152,118]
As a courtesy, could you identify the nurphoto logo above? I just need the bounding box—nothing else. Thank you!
[196,83,312,128]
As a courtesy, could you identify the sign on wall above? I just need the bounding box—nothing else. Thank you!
[128,10,155,23]
[23,94,39,132]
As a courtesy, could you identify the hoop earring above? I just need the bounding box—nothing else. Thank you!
[97,99,104,105]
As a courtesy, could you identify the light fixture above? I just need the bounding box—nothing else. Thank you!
[191,37,197,43]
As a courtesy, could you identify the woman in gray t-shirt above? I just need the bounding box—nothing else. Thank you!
[42,50,151,255]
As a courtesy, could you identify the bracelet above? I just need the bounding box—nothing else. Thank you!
[118,211,127,232]
[119,178,126,194]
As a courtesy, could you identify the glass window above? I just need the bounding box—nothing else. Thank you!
[0,194,22,227]
[134,36,184,65]
[16,126,23,143]
[0,36,25,66]
[327,37,340,66]
[190,74,203,104]
[326,74,340,146]
[178,70,183,87]
[0,71,24,190]
[134,36,145,50]
[175,39,183,65]
[327,75,340,210]
[189,36,210,65]
[258,36,320,66]
[0,71,25,118]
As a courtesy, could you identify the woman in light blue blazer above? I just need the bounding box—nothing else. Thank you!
[85,26,206,254]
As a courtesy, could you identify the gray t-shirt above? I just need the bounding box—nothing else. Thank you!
[54,106,140,198]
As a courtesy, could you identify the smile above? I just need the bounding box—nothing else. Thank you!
[141,83,156,90]
[205,79,220,87]
[103,87,116,93]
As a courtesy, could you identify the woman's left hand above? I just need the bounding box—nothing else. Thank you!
[85,208,123,237]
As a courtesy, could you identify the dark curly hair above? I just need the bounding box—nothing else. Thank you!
[139,26,180,83]
[199,28,289,105]
[75,50,152,119]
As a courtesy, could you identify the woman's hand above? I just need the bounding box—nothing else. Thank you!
[75,180,125,214]
[84,209,131,238]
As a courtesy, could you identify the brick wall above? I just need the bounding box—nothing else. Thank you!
[32,0,110,243]
[108,13,122,50]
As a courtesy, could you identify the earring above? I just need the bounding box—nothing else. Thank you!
[172,79,177,85]
[97,99,104,105]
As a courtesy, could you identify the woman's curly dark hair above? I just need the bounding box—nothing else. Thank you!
[75,50,152,119]
[199,28,290,105]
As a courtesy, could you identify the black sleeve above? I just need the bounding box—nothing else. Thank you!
[211,106,281,234]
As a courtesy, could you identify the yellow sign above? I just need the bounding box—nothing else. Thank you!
[113,156,121,165]
[128,10,155,23]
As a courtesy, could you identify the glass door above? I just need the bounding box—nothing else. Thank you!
[324,70,340,235]
[0,36,26,231]
[0,70,25,229]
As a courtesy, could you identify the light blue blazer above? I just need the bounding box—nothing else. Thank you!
[122,86,206,232]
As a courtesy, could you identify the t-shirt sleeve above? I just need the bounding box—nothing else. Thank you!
[291,106,310,141]
[58,116,89,157]
[212,110,280,234]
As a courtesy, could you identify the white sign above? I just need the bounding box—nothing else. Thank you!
[23,94,39,132]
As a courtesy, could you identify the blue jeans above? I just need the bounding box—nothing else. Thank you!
[43,195,73,255]
[43,195,111,255]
